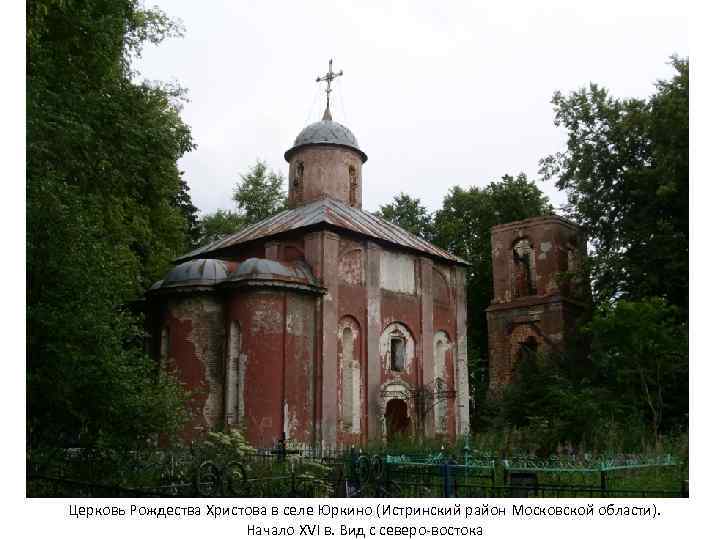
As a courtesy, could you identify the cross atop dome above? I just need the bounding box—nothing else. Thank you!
[316,59,343,121]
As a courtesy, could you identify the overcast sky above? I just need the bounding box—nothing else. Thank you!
[134,0,688,217]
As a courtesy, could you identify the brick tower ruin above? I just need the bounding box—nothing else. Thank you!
[486,216,588,392]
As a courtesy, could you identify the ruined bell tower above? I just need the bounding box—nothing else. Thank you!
[486,216,589,392]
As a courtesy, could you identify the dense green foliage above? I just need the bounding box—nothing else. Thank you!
[175,177,201,248]
[487,297,688,452]
[540,57,688,313]
[375,193,435,240]
[585,298,688,438]
[27,0,193,448]
[233,160,288,224]
[195,160,287,247]
[195,209,248,246]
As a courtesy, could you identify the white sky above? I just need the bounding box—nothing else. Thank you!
[134,0,688,216]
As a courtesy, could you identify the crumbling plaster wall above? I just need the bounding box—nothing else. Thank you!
[224,288,316,448]
[155,228,471,448]
[164,294,225,438]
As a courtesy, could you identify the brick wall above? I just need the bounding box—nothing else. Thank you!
[486,216,588,393]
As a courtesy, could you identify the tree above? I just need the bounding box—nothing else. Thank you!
[540,57,689,313]
[232,160,287,225]
[584,298,688,442]
[498,348,605,453]
[375,193,434,240]
[27,0,192,448]
[174,176,200,249]
[195,209,247,247]
[190,160,288,248]
[434,174,553,427]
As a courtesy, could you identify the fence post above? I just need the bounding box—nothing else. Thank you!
[290,465,297,496]
[463,437,470,487]
[442,461,451,497]
[500,460,508,495]
[276,432,287,463]
[600,470,608,495]
[350,446,357,479]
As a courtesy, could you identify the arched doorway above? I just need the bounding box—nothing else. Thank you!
[385,399,410,441]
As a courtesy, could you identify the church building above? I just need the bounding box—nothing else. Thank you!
[147,63,471,450]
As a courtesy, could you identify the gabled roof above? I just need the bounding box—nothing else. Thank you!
[176,197,468,266]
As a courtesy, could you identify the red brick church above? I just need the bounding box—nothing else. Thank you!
[147,64,472,450]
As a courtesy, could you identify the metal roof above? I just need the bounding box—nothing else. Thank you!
[284,119,367,162]
[161,258,229,288]
[227,258,318,286]
[176,198,468,266]
[148,257,321,296]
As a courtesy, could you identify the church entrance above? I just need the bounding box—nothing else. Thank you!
[385,399,410,441]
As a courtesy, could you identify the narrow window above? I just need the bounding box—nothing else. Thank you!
[390,337,406,371]
[566,247,576,272]
[563,246,578,296]
[226,321,242,425]
[293,161,304,202]
[349,165,358,206]
[341,327,355,429]
[340,320,361,433]
[433,334,450,434]
[512,239,536,297]
[160,326,170,367]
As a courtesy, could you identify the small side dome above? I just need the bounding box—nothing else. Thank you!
[226,258,318,286]
[284,118,367,162]
[158,259,229,290]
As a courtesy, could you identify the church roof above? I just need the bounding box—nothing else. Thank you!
[176,197,469,266]
[151,258,229,292]
[225,258,319,287]
[149,257,322,295]
[284,117,367,162]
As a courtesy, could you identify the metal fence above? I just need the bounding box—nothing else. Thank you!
[28,447,333,498]
[27,447,687,498]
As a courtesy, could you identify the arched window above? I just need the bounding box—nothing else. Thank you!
[381,322,415,373]
[339,317,361,433]
[512,239,536,297]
